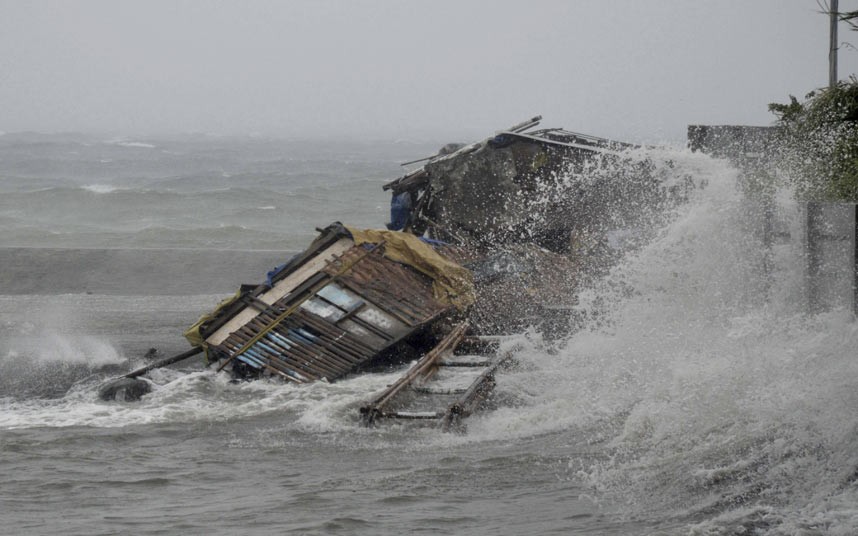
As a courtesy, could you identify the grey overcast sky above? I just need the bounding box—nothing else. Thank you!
[2,0,857,143]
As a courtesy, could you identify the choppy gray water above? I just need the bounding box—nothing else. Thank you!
[2,133,857,535]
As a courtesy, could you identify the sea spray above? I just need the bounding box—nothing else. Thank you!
[464,147,858,533]
[0,306,124,399]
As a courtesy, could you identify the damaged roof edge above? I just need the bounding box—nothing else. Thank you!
[382,115,636,193]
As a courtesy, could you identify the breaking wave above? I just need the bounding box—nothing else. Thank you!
[80,183,126,194]
[0,332,124,400]
[461,148,858,534]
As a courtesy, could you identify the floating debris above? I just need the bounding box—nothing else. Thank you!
[360,322,514,431]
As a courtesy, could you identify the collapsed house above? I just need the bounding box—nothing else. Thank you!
[182,223,474,383]
[383,116,639,254]
[106,116,671,428]
[381,115,682,334]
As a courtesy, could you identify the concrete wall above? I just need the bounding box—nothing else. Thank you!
[806,203,858,314]
[688,125,857,315]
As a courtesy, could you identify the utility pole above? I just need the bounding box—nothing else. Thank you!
[830,0,839,87]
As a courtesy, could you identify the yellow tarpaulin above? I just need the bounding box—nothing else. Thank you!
[346,227,475,309]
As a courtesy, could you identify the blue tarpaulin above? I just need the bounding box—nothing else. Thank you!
[386,192,412,231]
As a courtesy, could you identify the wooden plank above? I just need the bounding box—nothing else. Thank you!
[206,238,352,346]
[388,411,442,420]
[412,387,467,395]
[252,310,359,372]
[228,328,324,380]
[441,350,514,432]
[360,322,468,425]
[216,242,383,373]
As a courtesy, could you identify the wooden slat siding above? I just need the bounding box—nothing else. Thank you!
[254,328,335,380]
[256,334,341,379]
[291,324,365,371]
[325,319,387,353]
[230,327,323,381]
[289,311,376,361]
[289,298,396,342]
[243,348,303,383]
[312,290,417,330]
[251,309,359,372]
[231,340,305,383]
[345,313,397,341]
[337,278,423,326]
[260,310,376,368]
[204,237,353,346]
[224,332,290,376]
[290,306,391,353]
[292,308,380,355]
[265,350,325,382]
[245,309,365,380]
[265,327,351,378]
[264,363,308,384]
[215,242,384,374]
[324,246,449,326]
[265,277,404,342]
[352,257,442,313]
[271,322,365,367]
[355,279,432,324]
[286,326,366,366]
[218,252,350,372]
[328,246,426,295]
[263,329,350,373]
[212,241,455,383]
[234,351,262,369]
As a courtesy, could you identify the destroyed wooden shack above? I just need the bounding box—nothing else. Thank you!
[182,223,474,383]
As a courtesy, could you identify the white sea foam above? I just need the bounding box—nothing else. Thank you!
[81,183,122,194]
[105,139,156,149]
[0,365,403,431]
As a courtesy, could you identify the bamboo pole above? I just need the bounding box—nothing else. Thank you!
[122,346,202,379]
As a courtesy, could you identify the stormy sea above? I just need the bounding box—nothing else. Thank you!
[2,132,857,535]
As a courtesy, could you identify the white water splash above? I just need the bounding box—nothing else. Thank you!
[463,147,858,533]
[81,183,124,194]
[12,331,122,366]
